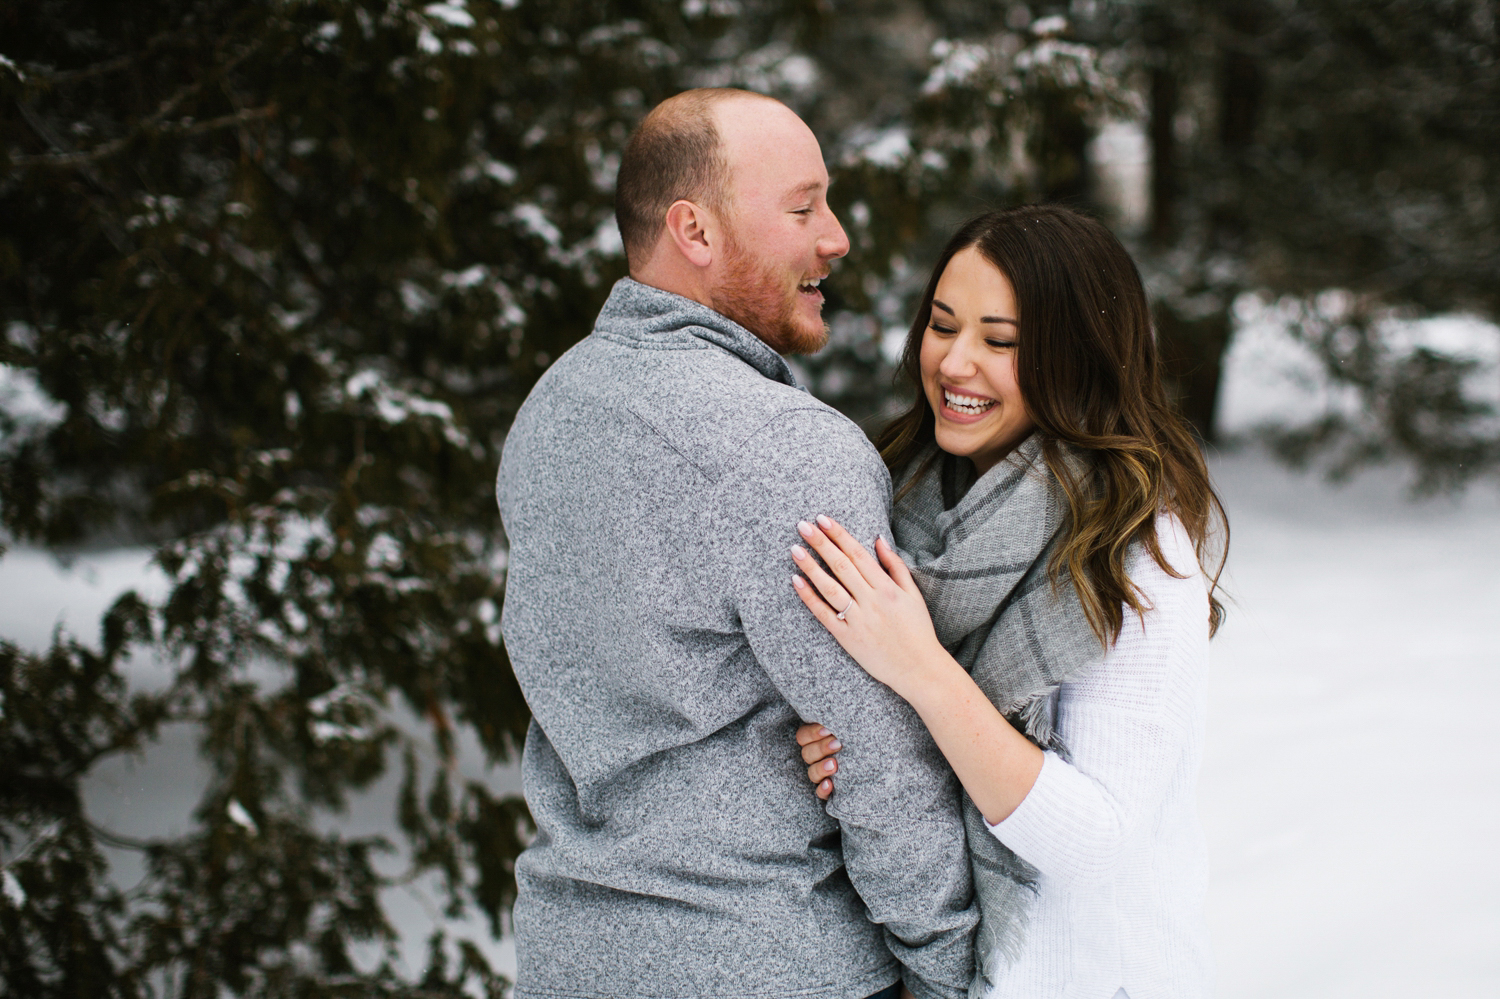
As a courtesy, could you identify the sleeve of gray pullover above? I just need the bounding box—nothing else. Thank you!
[714,408,977,999]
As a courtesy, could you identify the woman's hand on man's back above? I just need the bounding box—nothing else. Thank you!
[789,515,950,703]
[795,721,841,799]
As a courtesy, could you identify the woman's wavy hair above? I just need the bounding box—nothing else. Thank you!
[877,205,1228,642]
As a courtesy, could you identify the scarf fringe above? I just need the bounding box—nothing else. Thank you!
[894,439,1101,976]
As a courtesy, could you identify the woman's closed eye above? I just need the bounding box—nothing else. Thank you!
[928,321,957,336]
[985,337,1016,349]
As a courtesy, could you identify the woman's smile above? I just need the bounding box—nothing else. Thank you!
[939,385,997,420]
[919,246,1035,473]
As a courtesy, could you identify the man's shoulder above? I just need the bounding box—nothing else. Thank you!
[502,317,884,487]
[608,337,879,475]
[680,377,882,481]
[731,394,881,468]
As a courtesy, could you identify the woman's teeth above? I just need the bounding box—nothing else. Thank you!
[944,389,994,415]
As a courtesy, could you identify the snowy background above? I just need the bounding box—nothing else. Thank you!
[1198,450,1499,997]
[3,317,1498,996]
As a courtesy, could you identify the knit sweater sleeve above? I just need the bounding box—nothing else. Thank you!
[716,406,978,999]
[985,515,1209,887]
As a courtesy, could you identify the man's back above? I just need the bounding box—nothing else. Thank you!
[498,279,974,999]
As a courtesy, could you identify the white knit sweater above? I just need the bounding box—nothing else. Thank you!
[983,514,1213,999]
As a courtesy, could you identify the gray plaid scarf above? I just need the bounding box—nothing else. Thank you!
[891,435,1104,994]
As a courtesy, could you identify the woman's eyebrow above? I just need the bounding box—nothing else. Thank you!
[932,299,1017,326]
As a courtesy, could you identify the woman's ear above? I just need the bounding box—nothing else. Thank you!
[663,199,716,269]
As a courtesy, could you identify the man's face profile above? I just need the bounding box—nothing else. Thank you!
[707,101,850,355]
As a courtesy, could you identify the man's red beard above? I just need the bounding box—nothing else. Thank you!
[709,235,829,355]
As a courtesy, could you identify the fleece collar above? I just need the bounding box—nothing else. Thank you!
[594,277,801,388]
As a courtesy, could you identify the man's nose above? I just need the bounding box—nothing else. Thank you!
[820,208,851,260]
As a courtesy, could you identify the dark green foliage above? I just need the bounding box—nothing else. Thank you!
[7,0,1491,994]
[0,1,1111,994]
[1224,0,1500,489]
[0,0,789,992]
[1118,0,1500,487]
[2,633,152,999]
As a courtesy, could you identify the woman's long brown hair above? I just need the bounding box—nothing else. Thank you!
[877,206,1228,643]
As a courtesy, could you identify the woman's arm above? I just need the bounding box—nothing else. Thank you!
[796,514,1209,886]
[982,519,1208,885]
[791,516,1043,824]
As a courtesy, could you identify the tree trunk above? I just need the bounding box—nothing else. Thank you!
[1037,88,1095,207]
[1145,2,1267,441]
[1148,61,1178,247]
[1153,302,1232,440]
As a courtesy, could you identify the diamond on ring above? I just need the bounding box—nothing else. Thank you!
[836,600,852,621]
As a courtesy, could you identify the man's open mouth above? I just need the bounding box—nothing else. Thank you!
[798,277,823,296]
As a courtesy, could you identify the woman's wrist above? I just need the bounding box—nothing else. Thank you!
[896,642,969,715]
[900,650,1046,825]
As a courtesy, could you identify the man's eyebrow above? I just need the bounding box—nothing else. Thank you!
[930,299,1018,326]
[787,179,824,198]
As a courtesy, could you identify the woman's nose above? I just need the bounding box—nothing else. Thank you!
[938,335,977,377]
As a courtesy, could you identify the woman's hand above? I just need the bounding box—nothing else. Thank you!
[792,516,1045,827]
[796,721,842,799]
[790,515,949,701]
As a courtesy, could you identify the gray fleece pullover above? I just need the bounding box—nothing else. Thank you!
[497,278,977,999]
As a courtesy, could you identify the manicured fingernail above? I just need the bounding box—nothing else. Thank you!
[819,779,831,793]
[816,514,833,528]
[797,520,814,536]
[823,760,835,773]
[817,727,830,737]
[828,739,841,751]
[791,545,807,560]
[792,574,806,588]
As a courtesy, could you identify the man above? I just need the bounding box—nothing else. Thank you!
[497,88,976,999]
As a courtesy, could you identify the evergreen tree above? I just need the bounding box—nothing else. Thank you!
[0,2,1111,994]
[1117,0,1500,487]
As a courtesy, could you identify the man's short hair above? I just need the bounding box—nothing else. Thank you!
[614,88,776,268]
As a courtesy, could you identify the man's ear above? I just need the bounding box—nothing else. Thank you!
[663,199,717,269]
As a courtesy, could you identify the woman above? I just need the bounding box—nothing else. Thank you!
[788,205,1226,999]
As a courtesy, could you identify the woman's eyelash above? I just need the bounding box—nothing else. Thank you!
[928,322,1014,348]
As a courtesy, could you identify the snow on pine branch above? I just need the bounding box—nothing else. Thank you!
[922,17,1116,103]
[343,369,474,450]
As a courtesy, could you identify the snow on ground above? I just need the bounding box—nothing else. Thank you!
[5,306,1500,997]
[1201,450,1500,998]
[5,447,1495,994]
[1202,308,1499,999]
